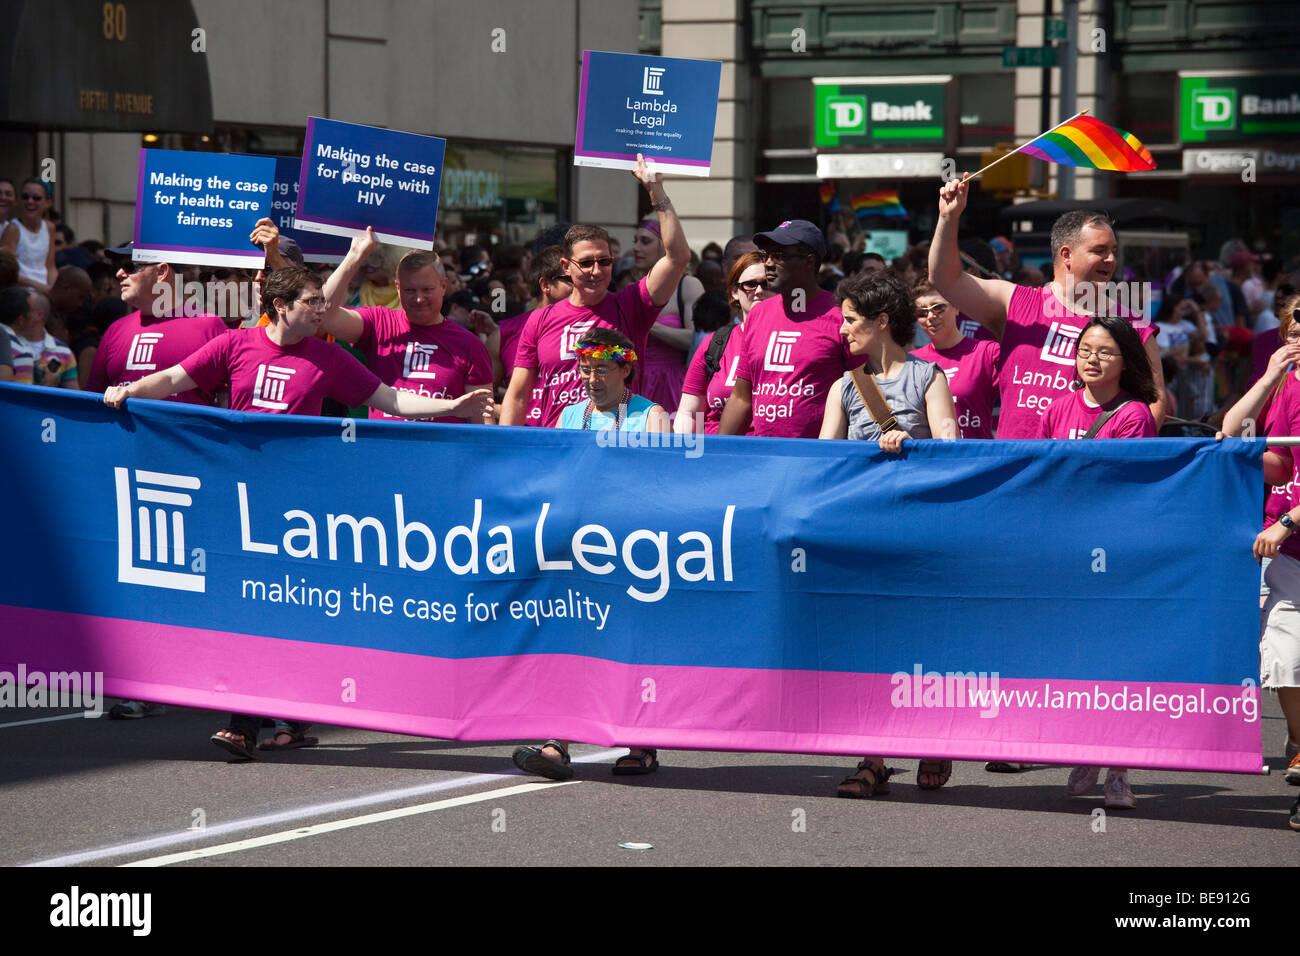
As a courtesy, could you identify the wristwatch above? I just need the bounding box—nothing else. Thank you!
[1281,514,1296,533]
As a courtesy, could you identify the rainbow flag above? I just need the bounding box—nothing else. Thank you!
[818,182,840,213]
[1020,114,1156,171]
[851,190,907,220]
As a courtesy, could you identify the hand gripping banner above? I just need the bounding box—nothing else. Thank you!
[0,385,1263,771]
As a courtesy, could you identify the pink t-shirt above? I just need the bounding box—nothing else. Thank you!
[681,324,748,435]
[513,278,659,427]
[182,328,380,416]
[996,284,1156,438]
[733,289,865,438]
[354,307,492,422]
[1261,374,1300,560]
[88,311,228,405]
[911,336,1000,439]
[1038,389,1157,439]
[498,313,529,380]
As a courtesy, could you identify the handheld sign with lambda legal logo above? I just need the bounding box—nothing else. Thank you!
[574,51,721,177]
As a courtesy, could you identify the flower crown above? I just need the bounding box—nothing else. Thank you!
[575,344,637,363]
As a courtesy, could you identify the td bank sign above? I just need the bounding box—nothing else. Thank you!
[813,76,951,148]
[1181,72,1300,142]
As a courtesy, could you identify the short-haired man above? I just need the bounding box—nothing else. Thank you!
[87,246,229,406]
[929,176,1165,437]
[500,156,690,427]
[719,220,866,438]
[321,232,493,424]
[0,286,78,387]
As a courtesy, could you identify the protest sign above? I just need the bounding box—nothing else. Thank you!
[269,156,351,264]
[0,384,1264,773]
[295,117,446,249]
[574,51,721,177]
[132,149,276,268]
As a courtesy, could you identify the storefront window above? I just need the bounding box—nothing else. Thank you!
[958,73,1014,148]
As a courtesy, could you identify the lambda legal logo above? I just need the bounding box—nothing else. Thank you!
[124,332,164,371]
[763,330,800,372]
[642,67,665,96]
[958,317,982,339]
[114,467,205,593]
[560,319,597,360]
[251,363,295,410]
[1039,321,1082,367]
[402,342,439,380]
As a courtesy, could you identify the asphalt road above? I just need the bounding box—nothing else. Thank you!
[2,695,1295,871]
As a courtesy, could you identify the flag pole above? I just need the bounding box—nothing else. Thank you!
[965,108,1090,182]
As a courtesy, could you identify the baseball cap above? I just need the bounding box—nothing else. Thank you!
[1230,250,1260,269]
[753,220,827,260]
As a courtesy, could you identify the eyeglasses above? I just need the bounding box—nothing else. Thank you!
[548,274,573,285]
[297,296,327,309]
[577,364,614,379]
[20,192,44,202]
[1076,346,1121,362]
[737,279,769,293]
[120,261,151,275]
[916,303,950,319]
[570,257,614,272]
[763,248,810,264]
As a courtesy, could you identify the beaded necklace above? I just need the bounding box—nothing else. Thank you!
[582,391,632,431]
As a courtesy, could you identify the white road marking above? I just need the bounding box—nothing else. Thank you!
[122,780,580,866]
[23,745,626,867]
[0,712,90,728]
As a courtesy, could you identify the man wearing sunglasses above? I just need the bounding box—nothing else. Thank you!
[86,244,229,407]
[499,154,690,428]
[718,220,867,438]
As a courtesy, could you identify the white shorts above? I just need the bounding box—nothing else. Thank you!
[1260,552,1300,687]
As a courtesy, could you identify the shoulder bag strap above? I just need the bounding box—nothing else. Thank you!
[849,365,899,433]
[1081,399,1133,439]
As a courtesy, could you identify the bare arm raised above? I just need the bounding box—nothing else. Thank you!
[636,155,690,309]
[318,227,376,344]
[929,174,1015,339]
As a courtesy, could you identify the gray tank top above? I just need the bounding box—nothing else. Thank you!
[840,355,942,441]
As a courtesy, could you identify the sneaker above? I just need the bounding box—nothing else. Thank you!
[107,700,167,720]
[1066,765,1101,796]
[1287,752,1300,786]
[1287,739,1300,762]
[1104,769,1137,809]
[1290,795,1300,832]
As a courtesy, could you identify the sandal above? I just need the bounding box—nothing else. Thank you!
[512,740,574,780]
[258,730,319,751]
[917,758,952,790]
[210,728,258,760]
[611,748,659,775]
[985,762,1031,773]
[836,759,892,798]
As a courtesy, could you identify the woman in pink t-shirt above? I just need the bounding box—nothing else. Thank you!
[909,274,999,439]
[676,251,770,434]
[1041,315,1158,809]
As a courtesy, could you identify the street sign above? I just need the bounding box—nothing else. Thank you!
[1045,19,1068,41]
[1002,46,1057,68]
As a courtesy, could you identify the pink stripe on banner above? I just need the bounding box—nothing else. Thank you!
[574,51,591,152]
[0,605,1260,771]
[576,148,711,167]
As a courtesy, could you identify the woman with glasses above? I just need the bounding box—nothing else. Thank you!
[511,327,667,781]
[0,178,56,293]
[909,274,1000,439]
[500,155,690,428]
[676,251,771,434]
[1223,291,1300,798]
[1040,315,1158,809]
[632,218,704,415]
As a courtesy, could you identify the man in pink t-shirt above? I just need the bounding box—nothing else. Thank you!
[87,248,228,405]
[500,156,690,428]
[719,220,865,438]
[320,235,493,424]
[929,178,1165,438]
[104,267,492,423]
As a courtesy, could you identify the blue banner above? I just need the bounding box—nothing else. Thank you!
[270,155,352,264]
[132,148,277,268]
[295,117,446,249]
[575,51,721,177]
[0,385,1265,770]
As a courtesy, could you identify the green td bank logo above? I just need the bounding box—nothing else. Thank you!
[824,95,866,135]
[1191,88,1236,131]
